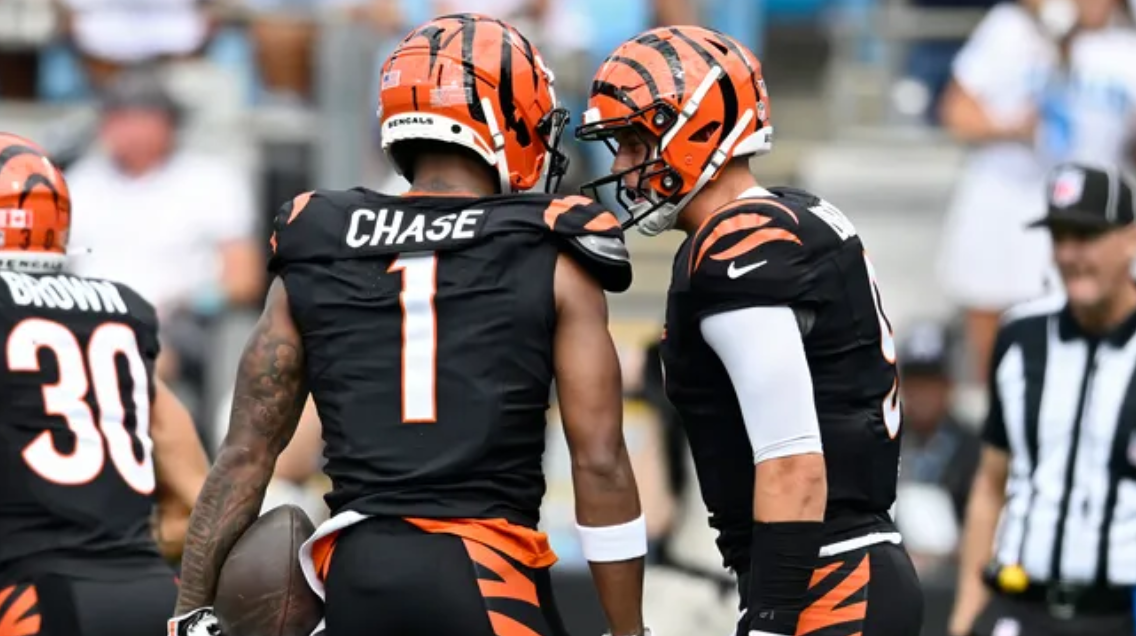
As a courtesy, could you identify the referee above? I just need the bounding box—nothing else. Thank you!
[949,163,1136,636]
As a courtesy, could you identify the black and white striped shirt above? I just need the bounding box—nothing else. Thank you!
[986,295,1136,587]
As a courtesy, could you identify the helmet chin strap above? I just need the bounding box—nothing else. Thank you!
[636,108,756,237]
[482,96,512,193]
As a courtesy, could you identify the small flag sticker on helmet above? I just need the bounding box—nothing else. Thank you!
[431,86,472,107]
[1052,168,1085,208]
[381,71,401,90]
[1,209,29,229]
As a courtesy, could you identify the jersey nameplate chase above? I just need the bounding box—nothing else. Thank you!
[0,271,128,315]
[344,207,488,255]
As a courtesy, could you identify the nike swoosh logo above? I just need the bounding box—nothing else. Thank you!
[727,260,767,279]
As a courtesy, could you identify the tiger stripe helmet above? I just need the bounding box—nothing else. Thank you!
[378,13,569,194]
[576,26,773,236]
[0,133,70,273]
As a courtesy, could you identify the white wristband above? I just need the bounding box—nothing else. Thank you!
[576,515,648,562]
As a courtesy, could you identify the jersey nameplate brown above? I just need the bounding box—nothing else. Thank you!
[0,271,129,315]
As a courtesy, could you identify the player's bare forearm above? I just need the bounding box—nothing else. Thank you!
[151,379,209,560]
[154,507,190,561]
[566,364,644,634]
[949,447,1008,636]
[554,254,645,635]
[175,280,307,613]
[573,450,646,635]
[572,445,641,525]
[753,453,827,522]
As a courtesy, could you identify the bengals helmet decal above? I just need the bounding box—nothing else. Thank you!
[0,133,71,273]
[378,13,569,194]
[576,26,773,236]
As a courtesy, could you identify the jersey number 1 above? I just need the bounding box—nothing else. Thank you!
[7,319,155,494]
[390,253,438,423]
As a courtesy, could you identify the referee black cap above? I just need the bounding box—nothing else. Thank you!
[1029,163,1135,231]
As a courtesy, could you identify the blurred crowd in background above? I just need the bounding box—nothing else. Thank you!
[2,0,1135,634]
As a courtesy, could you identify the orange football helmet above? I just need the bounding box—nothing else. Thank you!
[576,26,773,235]
[378,13,569,193]
[0,133,71,273]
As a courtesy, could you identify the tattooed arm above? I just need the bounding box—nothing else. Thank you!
[174,279,308,614]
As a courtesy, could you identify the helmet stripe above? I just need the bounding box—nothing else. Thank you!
[410,24,446,74]
[494,19,531,147]
[609,55,660,102]
[18,173,59,208]
[458,15,487,124]
[632,33,685,98]
[668,28,738,144]
[0,144,42,171]
[514,27,540,92]
[710,30,755,77]
[591,81,641,111]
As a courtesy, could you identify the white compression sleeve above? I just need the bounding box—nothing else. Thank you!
[700,306,823,464]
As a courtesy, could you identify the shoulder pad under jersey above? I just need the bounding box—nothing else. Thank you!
[270,188,504,265]
[268,189,632,292]
[269,188,360,270]
[686,197,814,312]
[111,279,161,359]
[537,194,631,293]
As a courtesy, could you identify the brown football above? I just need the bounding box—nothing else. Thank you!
[214,505,323,636]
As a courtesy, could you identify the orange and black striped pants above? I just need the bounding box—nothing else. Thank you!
[0,567,176,636]
[738,541,923,636]
[323,518,571,636]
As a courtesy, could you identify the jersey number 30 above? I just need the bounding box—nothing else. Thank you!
[7,319,155,494]
[390,253,438,423]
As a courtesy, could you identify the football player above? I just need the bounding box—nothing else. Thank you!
[170,13,649,636]
[0,133,209,636]
[575,26,923,636]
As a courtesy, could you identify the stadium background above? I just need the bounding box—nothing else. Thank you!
[0,0,1119,634]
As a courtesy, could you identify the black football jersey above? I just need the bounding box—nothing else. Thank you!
[0,271,164,577]
[660,187,902,572]
[269,188,630,528]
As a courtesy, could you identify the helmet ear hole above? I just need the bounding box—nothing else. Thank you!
[690,121,721,143]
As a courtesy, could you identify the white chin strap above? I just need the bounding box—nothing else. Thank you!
[636,107,759,237]
[635,200,676,237]
[481,96,512,193]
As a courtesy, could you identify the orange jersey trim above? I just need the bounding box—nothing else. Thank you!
[406,517,557,570]
[689,198,802,274]
[0,585,40,636]
[305,521,556,586]
[583,211,620,232]
[542,195,592,230]
[286,191,314,225]
[709,227,801,263]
